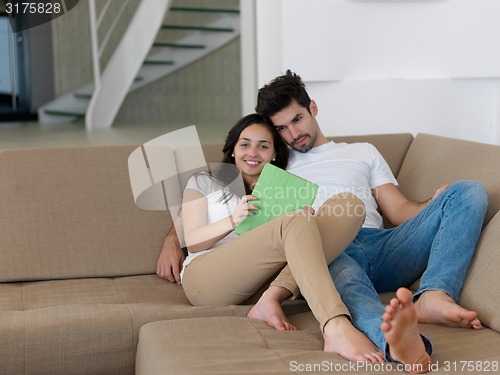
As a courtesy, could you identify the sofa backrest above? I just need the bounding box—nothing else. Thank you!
[202,133,414,177]
[0,134,413,283]
[397,134,500,225]
[330,133,414,178]
[0,146,169,282]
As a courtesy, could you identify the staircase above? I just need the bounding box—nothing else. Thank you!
[38,1,240,130]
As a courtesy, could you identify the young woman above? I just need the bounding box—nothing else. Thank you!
[180,114,383,361]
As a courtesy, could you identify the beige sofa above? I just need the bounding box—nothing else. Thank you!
[1,133,500,375]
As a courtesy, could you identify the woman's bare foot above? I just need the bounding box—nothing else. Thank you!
[247,287,297,330]
[381,288,431,374]
[324,315,385,363]
[415,290,482,329]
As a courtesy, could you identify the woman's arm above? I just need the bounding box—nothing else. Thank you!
[182,189,258,253]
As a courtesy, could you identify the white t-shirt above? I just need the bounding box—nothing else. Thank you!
[287,141,398,229]
[180,173,239,280]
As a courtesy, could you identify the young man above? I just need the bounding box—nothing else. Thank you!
[157,71,488,370]
[253,70,488,371]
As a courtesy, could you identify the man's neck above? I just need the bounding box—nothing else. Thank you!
[313,133,330,148]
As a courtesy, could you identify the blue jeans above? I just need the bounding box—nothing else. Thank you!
[328,180,488,360]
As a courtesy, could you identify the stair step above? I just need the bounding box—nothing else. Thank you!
[153,42,205,49]
[143,59,175,65]
[161,25,234,33]
[44,109,86,118]
[170,7,239,14]
[74,93,91,100]
[73,77,144,100]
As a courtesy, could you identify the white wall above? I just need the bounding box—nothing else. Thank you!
[242,0,500,144]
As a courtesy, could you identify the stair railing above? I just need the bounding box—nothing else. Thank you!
[86,0,171,130]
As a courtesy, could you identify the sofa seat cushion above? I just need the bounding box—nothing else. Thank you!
[137,314,500,375]
[0,275,246,375]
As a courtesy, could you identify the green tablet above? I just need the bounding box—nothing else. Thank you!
[235,163,319,234]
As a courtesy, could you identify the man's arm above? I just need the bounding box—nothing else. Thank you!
[373,183,449,226]
[156,225,185,284]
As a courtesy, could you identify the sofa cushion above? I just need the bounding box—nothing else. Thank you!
[0,146,169,282]
[136,314,500,375]
[0,275,247,375]
[397,134,500,225]
[331,133,414,178]
[459,211,500,332]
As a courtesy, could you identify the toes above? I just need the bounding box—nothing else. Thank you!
[458,318,472,329]
[276,320,298,331]
[382,310,394,324]
[380,321,391,333]
[386,303,397,314]
[471,318,483,330]
[275,323,286,330]
[389,297,400,309]
[363,353,378,363]
[364,351,386,363]
[395,287,413,304]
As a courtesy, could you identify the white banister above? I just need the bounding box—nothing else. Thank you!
[88,0,101,94]
[85,0,171,130]
[98,0,132,57]
[96,0,113,28]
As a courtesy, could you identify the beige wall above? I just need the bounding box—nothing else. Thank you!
[50,0,241,126]
[116,39,240,125]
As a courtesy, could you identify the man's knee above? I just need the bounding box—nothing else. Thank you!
[453,180,488,210]
[328,253,359,285]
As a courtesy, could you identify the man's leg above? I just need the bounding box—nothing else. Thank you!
[368,181,487,296]
[414,181,487,298]
[381,288,432,374]
[412,181,488,328]
[367,181,487,328]
[329,251,433,360]
[329,251,388,352]
[330,180,487,355]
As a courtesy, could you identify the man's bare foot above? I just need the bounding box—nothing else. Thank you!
[247,287,297,330]
[324,315,385,363]
[415,290,482,329]
[381,288,431,374]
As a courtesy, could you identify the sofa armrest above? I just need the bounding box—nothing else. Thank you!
[459,211,500,332]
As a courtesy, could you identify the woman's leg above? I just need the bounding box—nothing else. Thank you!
[316,192,366,262]
[279,211,352,329]
[270,192,366,301]
[182,207,357,326]
[247,193,366,331]
[181,214,301,306]
[183,202,383,361]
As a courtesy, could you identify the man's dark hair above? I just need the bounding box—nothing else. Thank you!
[255,70,311,117]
